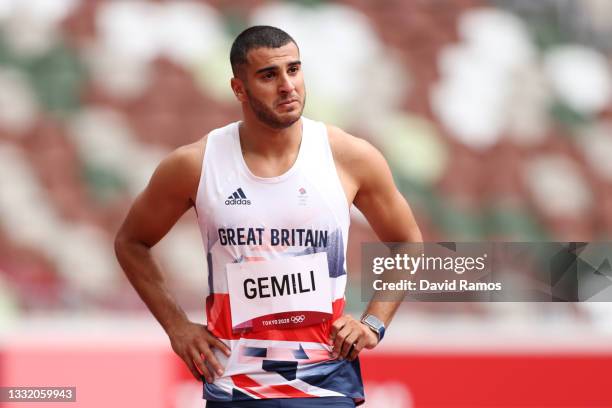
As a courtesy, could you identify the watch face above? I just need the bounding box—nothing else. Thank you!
[362,315,385,342]
[364,315,383,331]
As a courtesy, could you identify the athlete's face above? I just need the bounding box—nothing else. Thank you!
[232,42,305,129]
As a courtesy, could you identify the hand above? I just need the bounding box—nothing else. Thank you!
[329,315,379,361]
[168,320,231,383]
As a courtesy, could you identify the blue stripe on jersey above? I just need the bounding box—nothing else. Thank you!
[203,382,234,401]
[324,229,346,278]
[243,346,267,357]
[232,388,256,401]
[297,358,364,398]
[290,228,346,278]
[262,360,299,381]
[292,344,309,360]
[207,252,214,294]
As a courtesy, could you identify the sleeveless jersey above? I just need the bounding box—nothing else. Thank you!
[195,117,364,404]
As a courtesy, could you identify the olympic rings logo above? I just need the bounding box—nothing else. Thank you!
[291,315,305,324]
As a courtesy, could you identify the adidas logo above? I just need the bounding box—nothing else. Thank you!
[225,187,251,206]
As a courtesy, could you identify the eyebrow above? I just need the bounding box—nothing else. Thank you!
[255,60,301,75]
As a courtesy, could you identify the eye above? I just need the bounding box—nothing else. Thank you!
[263,72,275,80]
[288,65,300,74]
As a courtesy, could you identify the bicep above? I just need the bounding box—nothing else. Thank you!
[353,147,421,243]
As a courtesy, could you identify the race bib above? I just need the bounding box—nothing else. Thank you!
[226,252,333,332]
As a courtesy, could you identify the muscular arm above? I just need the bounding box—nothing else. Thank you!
[115,145,197,333]
[114,141,229,382]
[329,127,422,359]
[352,136,422,324]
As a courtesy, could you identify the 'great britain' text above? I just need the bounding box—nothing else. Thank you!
[218,228,328,248]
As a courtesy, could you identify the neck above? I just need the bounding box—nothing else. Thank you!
[239,114,303,159]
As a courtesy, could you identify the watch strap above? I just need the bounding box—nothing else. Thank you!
[361,314,386,342]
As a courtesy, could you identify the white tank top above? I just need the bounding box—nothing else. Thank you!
[195,117,364,403]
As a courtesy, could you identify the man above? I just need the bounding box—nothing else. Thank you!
[115,26,421,407]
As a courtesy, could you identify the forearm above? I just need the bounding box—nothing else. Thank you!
[114,238,188,335]
[361,300,402,327]
[361,240,422,328]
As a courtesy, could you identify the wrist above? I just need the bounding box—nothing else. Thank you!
[162,314,190,337]
[360,314,386,343]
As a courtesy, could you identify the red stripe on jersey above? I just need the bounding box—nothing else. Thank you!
[244,256,266,261]
[231,374,315,399]
[206,294,345,343]
[230,374,268,399]
[269,384,315,398]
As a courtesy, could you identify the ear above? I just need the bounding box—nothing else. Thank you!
[230,77,247,103]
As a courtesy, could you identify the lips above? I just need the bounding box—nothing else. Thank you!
[278,99,299,107]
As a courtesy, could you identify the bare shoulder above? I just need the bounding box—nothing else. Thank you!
[325,124,389,184]
[168,137,206,172]
[326,124,376,163]
[149,135,208,202]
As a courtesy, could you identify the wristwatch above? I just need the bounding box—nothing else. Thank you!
[360,314,386,342]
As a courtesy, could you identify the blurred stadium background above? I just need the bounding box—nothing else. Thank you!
[1,0,612,407]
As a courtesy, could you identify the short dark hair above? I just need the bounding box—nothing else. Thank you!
[230,25,298,77]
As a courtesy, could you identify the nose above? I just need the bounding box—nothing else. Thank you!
[278,72,296,94]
